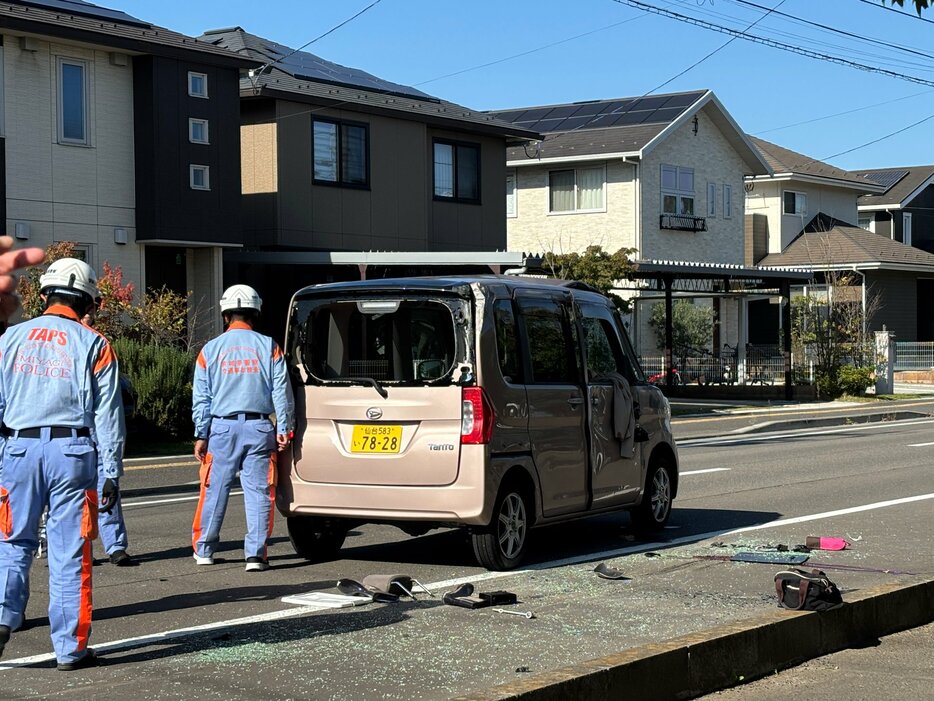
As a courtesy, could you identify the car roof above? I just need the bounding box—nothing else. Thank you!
[291,275,608,302]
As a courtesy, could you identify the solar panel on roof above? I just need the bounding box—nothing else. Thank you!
[648,106,688,123]
[258,37,432,101]
[615,110,652,126]
[662,91,706,107]
[861,169,909,190]
[630,95,670,111]
[550,115,594,131]
[542,105,580,120]
[19,0,149,27]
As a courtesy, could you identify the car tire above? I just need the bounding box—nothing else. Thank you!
[471,485,530,571]
[287,516,346,562]
[631,458,674,533]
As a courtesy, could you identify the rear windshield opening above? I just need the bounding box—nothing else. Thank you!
[300,299,459,384]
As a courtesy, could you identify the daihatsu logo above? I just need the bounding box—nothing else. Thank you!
[366,407,383,420]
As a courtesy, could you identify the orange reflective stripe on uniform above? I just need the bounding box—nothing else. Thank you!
[0,487,12,539]
[76,490,96,651]
[264,452,278,557]
[191,454,213,551]
[93,342,116,375]
[197,350,207,369]
[81,490,99,541]
[272,344,282,360]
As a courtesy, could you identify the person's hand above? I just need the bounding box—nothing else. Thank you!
[194,439,208,461]
[0,236,45,323]
[276,433,290,452]
[100,478,120,515]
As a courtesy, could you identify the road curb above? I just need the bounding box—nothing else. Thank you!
[453,576,934,701]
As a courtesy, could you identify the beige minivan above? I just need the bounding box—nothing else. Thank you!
[278,276,679,570]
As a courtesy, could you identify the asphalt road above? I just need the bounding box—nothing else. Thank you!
[1,416,932,699]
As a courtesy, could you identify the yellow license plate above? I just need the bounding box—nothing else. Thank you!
[350,424,403,453]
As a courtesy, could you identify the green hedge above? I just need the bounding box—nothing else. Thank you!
[114,338,195,439]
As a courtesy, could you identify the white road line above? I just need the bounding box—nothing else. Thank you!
[121,491,243,509]
[680,417,934,448]
[680,468,731,476]
[2,490,932,671]
[908,441,934,447]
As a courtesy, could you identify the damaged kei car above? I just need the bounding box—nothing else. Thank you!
[278,276,679,570]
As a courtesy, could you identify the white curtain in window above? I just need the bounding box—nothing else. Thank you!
[678,168,694,193]
[549,170,575,212]
[433,143,454,197]
[506,173,516,216]
[577,167,604,210]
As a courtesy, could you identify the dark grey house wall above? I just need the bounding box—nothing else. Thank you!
[867,269,918,340]
[269,99,507,252]
[133,56,242,244]
[907,185,934,254]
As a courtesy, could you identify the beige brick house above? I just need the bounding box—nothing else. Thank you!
[487,90,770,353]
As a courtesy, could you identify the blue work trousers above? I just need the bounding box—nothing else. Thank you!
[0,431,97,664]
[192,416,277,560]
[97,473,128,555]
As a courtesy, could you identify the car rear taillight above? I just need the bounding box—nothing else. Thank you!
[461,387,494,444]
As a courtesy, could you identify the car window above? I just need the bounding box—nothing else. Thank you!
[582,316,624,378]
[518,297,576,384]
[493,299,521,383]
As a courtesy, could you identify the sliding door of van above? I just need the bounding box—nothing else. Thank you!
[580,302,642,508]
[516,293,588,516]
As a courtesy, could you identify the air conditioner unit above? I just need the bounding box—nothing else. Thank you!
[19,36,39,52]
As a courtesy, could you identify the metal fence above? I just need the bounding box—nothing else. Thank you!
[638,344,789,386]
[894,342,934,371]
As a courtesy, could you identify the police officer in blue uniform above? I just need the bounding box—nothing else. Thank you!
[191,285,293,571]
[0,258,124,670]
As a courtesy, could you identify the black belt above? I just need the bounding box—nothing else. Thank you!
[1,426,91,439]
[214,413,269,421]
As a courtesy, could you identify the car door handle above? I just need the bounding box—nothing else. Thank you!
[567,396,585,407]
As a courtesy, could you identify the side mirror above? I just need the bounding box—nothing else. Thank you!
[416,359,445,380]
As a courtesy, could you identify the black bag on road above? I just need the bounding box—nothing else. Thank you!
[774,568,844,611]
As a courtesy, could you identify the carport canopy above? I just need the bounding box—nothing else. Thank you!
[622,260,813,398]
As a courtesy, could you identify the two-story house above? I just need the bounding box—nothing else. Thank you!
[487,89,771,353]
[854,165,934,252]
[749,142,934,342]
[1,0,253,335]
[201,27,538,321]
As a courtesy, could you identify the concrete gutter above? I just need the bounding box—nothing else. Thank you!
[454,577,934,701]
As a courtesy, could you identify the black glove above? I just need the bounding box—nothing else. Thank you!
[100,478,119,515]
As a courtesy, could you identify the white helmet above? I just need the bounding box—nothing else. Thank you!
[219,284,262,312]
[39,257,99,301]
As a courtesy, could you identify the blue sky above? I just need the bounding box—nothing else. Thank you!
[119,0,934,171]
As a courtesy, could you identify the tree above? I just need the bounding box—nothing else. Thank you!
[888,1,930,14]
[16,241,77,319]
[791,270,880,397]
[542,245,635,310]
[648,300,713,356]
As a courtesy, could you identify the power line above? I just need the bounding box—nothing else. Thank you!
[253,0,385,76]
[609,0,934,88]
[821,112,934,160]
[754,89,934,134]
[856,0,934,26]
[414,14,650,87]
[727,0,934,62]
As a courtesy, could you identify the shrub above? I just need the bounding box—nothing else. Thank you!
[815,369,840,399]
[837,365,873,397]
[114,338,195,439]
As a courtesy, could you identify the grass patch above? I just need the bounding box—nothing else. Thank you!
[839,393,927,402]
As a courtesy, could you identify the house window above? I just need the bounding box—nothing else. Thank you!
[188,71,208,98]
[724,184,732,218]
[661,164,694,215]
[783,190,807,215]
[506,171,517,218]
[548,166,605,213]
[58,58,88,145]
[858,214,874,232]
[707,182,716,217]
[904,212,913,246]
[313,119,368,186]
[433,140,480,202]
[189,118,209,144]
[189,164,210,190]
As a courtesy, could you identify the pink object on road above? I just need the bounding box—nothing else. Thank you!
[806,536,848,551]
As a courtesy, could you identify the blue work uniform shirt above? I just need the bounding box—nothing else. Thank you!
[192,321,294,439]
[0,304,125,479]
